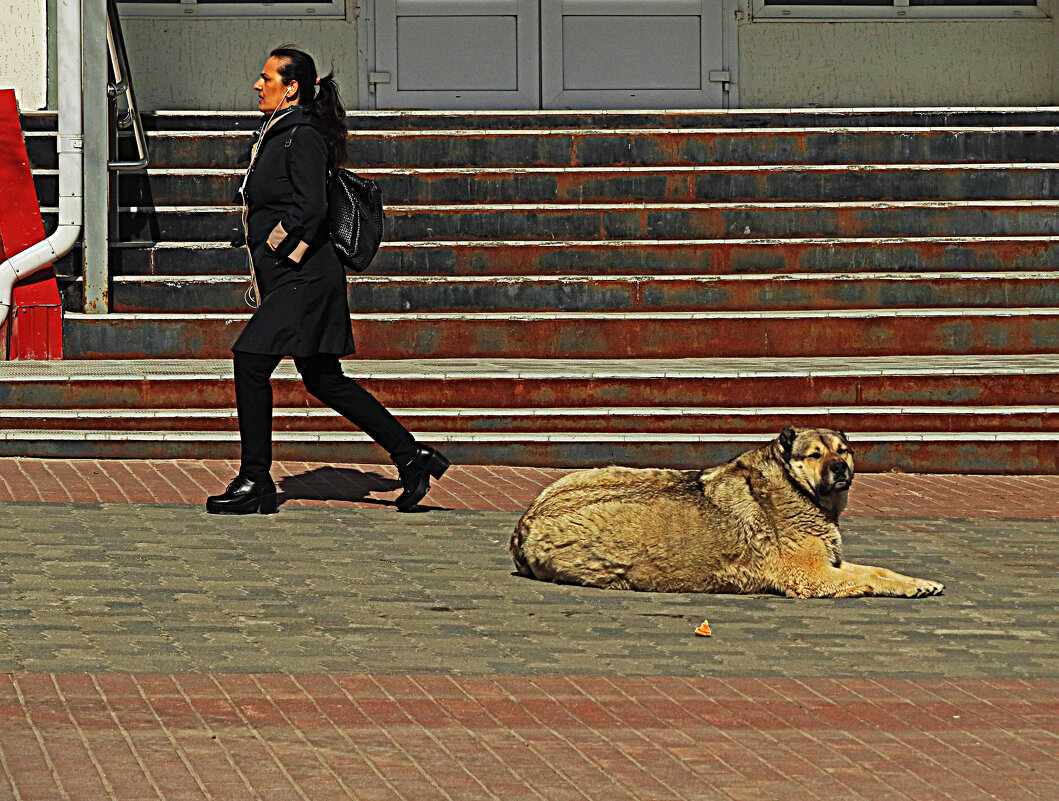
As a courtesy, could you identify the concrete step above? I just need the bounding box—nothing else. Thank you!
[5,405,1055,435]
[58,272,1059,314]
[57,311,1059,359]
[81,237,1059,278]
[1,427,1055,473]
[4,357,1055,410]
[136,108,1059,131]
[99,201,1059,243]
[26,108,1059,136]
[28,126,1056,171]
[124,127,1059,169]
[7,355,1056,471]
[32,164,1059,209]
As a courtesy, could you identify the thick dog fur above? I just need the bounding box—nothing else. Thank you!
[510,427,944,599]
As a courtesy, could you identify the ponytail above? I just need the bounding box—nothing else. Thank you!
[270,45,348,167]
[309,71,348,167]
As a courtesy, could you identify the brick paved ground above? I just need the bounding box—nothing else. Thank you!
[0,457,1056,800]
[2,456,1059,516]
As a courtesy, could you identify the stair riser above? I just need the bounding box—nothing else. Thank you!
[5,374,1056,411]
[26,111,1059,139]
[88,240,1059,278]
[104,205,1059,243]
[35,168,1059,208]
[133,111,1059,131]
[61,315,1059,359]
[102,130,1059,169]
[33,128,1051,171]
[65,277,1059,315]
[2,437,1055,474]
[9,411,1055,434]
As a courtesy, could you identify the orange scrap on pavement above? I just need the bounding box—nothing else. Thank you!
[694,619,712,637]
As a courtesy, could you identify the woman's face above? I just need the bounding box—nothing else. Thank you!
[254,56,296,115]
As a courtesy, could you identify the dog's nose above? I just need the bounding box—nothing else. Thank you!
[829,461,849,477]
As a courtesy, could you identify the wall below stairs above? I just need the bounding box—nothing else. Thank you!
[739,18,1059,108]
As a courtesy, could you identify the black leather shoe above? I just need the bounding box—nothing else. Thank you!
[205,475,278,515]
[394,445,451,512]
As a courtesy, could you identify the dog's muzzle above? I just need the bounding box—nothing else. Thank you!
[824,460,853,492]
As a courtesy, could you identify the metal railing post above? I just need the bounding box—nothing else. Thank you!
[82,0,109,314]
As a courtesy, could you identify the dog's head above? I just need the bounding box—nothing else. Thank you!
[774,426,855,516]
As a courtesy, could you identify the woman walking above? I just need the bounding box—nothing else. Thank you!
[206,45,449,515]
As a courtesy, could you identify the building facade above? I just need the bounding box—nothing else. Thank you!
[4,1,1059,112]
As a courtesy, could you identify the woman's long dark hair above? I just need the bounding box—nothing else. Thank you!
[270,45,347,167]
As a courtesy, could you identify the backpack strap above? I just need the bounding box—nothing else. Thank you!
[285,123,336,182]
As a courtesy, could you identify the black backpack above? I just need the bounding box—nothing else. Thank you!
[327,169,384,273]
[285,126,384,273]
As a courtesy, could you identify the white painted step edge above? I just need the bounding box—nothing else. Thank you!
[109,235,1059,248]
[108,272,1059,284]
[34,163,1059,177]
[3,355,1058,381]
[61,308,1059,321]
[116,200,1059,213]
[4,430,1059,443]
[1,406,1055,419]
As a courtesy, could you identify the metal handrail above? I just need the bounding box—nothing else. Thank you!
[106,0,148,170]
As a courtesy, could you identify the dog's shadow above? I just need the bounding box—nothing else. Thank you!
[277,466,448,512]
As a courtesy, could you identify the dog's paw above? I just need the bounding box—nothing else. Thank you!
[906,578,945,597]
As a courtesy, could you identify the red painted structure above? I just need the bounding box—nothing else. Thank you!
[0,89,63,360]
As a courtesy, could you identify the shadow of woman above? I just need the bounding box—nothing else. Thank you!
[276,466,448,511]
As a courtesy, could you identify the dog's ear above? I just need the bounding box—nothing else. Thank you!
[778,426,797,460]
[836,429,855,455]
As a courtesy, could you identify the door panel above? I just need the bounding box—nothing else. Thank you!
[541,0,725,108]
[560,15,702,90]
[375,0,540,108]
[369,0,730,109]
[397,16,520,90]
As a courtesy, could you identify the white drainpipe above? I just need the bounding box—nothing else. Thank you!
[0,0,83,330]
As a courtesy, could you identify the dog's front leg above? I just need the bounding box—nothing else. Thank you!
[828,562,945,598]
[777,550,944,599]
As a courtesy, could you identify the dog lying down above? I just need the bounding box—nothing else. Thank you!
[510,427,944,599]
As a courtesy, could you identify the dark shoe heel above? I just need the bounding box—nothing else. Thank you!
[423,448,451,479]
[258,492,279,514]
[394,445,451,512]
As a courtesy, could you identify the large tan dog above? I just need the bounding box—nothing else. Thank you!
[510,427,944,598]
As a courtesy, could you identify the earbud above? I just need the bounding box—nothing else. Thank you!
[284,86,294,97]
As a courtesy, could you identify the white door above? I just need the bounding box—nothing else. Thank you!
[540,0,727,109]
[372,0,541,109]
[366,0,733,109]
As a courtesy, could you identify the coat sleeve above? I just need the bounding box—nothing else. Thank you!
[266,125,330,264]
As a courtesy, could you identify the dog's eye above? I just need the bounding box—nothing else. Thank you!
[804,452,822,460]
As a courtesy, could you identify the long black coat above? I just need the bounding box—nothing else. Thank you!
[232,106,355,357]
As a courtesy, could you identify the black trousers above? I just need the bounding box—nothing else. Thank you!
[233,351,417,481]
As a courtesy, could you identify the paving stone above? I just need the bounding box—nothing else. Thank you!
[0,461,1056,799]
[0,501,1053,678]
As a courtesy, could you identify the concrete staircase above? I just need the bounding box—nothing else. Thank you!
[12,108,1059,472]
